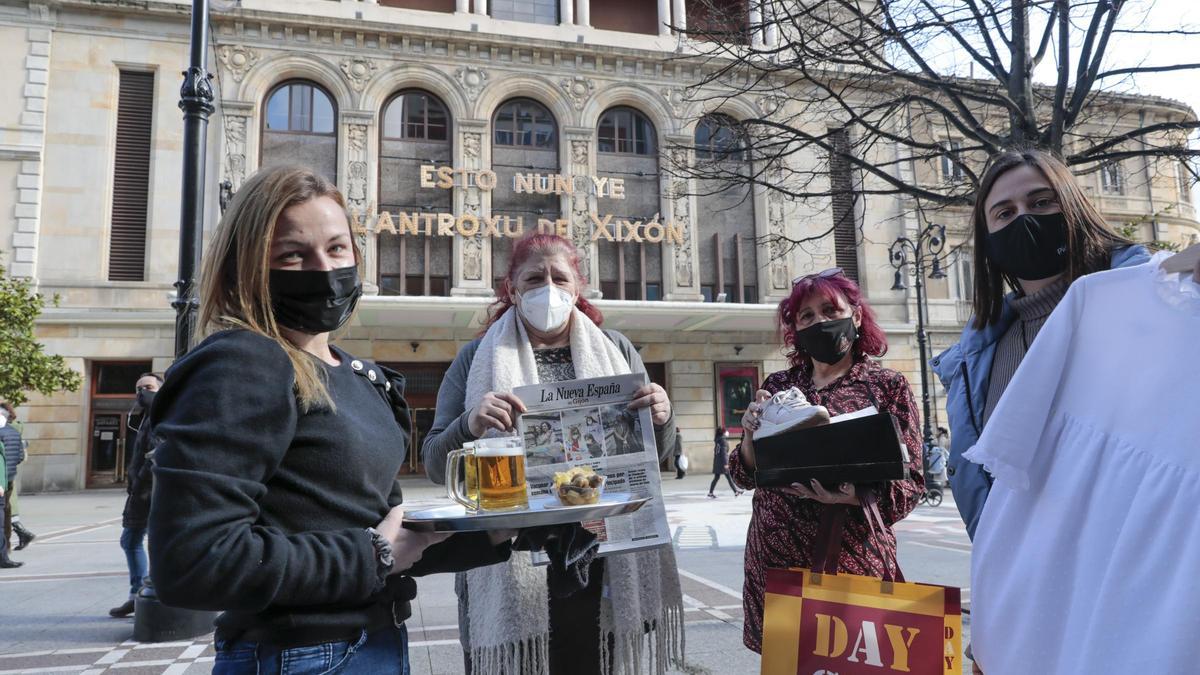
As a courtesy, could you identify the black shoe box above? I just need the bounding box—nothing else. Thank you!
[752,412,910,488]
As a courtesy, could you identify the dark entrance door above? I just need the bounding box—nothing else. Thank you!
[381,362,452,476]
[87,361,151,488]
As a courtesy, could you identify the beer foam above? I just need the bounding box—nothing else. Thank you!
[474,445,524,457]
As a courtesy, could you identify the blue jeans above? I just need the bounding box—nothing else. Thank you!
[119,526,147,597]
[214,625,410,675]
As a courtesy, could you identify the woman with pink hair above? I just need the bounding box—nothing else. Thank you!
[731,268,924,653]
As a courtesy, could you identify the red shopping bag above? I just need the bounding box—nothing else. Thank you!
[760,496,963,674]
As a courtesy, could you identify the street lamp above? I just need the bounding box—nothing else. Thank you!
[889,223,947,464]
[172,0,215,359]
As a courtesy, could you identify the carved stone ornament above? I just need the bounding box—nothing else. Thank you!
[570,139,589,167]
[462,132,482,161]
[222,114,248,190]
[347,161,368,211]
[767,168,790,289]
[560,76,595,110]
[661,87,687,117]
[757,94,782,117]
[217,45,259,83]
[455,66,489,100]
[348,124,367,154]
[670,168,695,288]
[340,57,378,92]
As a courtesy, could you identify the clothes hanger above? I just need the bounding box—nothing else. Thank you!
[1161,243,1200,281]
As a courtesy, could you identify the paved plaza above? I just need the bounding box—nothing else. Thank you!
[0,475,973,674]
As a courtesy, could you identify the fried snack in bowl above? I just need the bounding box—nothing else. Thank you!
[552,466,606,506]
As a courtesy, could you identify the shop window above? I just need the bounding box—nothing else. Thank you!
[378,90,454,296]
[716,364,759,437]
[262,80,337,182]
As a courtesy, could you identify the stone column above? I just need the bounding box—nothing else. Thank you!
[663,137,702,301]
[577,0,590,27]
[343,111,379,295]
[658,0,672,36]
[474,0,488,16]
[672,0,686,32]
[456,0,469,13]
[764,1,779,47]
[563,127,598,288]
[749,2,764,48]
[453,119,493,296]
[560,0,574,25]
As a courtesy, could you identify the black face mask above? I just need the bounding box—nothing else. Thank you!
[794,317,858,365]
[986,212,1070,281]
[135,388,156,411]
[269,266,363,334]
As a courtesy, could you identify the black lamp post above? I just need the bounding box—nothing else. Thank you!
[172,0,215,359]
[889,223,947,463]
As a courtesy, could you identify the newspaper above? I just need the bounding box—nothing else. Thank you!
[513,372,672,562]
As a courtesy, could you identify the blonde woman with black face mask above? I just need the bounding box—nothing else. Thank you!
[147,165,514,675]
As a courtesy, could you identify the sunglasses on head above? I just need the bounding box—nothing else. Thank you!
[791,267,844,285]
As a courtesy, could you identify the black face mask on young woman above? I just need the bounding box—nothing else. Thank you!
[794,317,859,365]
[986,211,1070,281]
[269,266,363,334]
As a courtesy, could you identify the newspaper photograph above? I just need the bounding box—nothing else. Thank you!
[513,373,671,561]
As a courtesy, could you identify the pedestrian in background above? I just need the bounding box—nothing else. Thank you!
[0,429,17,569]
[707,428,740,498]
[732,268,924,654]
[1,401,33,566]
[932,149,1149,540]
[108,372,162,619]
[673,427,687,479]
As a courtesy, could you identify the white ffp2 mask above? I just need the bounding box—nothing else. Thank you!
[517,284,575,333]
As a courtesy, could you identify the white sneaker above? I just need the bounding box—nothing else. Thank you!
[753,387,831,441]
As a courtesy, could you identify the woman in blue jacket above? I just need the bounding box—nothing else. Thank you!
[932,149,1149,540]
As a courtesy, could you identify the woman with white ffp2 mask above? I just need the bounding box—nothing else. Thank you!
[421,232,684,675]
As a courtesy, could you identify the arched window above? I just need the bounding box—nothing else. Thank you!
[596,106,662,300]
[694,114,758,303]
[493,98,557,148]
[378,90,453,296]
[261,80,337,181]
[598,107,656,156]
[491,98,561,288]
[694,113,746,161]
[383,90,449,141]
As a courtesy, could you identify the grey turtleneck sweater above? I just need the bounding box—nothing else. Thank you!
[982,277,1070,426]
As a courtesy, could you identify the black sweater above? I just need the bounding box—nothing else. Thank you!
[148,330,510,646]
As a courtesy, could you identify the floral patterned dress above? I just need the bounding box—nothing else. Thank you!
[728,357,924,653]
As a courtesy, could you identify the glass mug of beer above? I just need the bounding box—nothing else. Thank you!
[446,438,529,511]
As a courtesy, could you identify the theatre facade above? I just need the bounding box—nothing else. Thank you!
[1,0,1196,490]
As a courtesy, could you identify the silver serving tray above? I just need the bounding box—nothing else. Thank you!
[402,492,651,532]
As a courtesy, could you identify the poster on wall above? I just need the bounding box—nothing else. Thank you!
[716,364,760,437]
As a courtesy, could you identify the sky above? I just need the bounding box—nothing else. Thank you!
[1048,0,1200,121]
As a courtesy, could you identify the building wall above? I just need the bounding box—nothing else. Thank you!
[0,0,1195,489]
